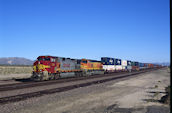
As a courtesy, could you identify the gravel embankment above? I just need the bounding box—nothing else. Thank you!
[0,68,170,113]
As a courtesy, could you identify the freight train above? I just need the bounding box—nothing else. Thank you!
[31,56,162,81]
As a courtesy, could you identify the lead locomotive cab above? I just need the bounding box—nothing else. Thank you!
[31,56,60,81]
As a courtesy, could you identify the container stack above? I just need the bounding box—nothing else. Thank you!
[101,57,115,72]
[115,59,122,71]
[127,60,132,71]
[122,60,127,71]
[139,63,145,70]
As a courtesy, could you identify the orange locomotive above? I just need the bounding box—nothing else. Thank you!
[31,56,104,81]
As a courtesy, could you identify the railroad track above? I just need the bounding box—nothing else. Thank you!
[0,71,129,92]
[0,68,155,92]
[0,68,160,104]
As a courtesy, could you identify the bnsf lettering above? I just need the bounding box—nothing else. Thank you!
[63,64,70,67]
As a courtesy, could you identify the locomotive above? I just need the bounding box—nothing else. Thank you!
[31,56,104,81]
[31,55,160,81]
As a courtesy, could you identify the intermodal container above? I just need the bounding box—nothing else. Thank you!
[139,63,144,67]
[131,61,139,66]
[101,57,115,65]
[127,61,131,66]
[115,59,121,65]
[122,60,127,70]
[115,65,123,70]
[139,62,146,69]
[103,65,115,71]
[122,60,127,66]
[101,57,115,71]
[131,61,139,70]
[148,64,154,68]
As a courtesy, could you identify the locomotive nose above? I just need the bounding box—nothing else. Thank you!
[33,61,42,72]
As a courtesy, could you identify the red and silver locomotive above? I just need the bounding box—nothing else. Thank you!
[31,56,104,81]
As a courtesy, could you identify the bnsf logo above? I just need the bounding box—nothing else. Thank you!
[63,64,70,67]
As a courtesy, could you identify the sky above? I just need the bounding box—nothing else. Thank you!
[0,0,170,63]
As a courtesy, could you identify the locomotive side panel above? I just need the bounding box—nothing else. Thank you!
[80,59,104,76]
[58,58,77,71]
[58,58,79,78]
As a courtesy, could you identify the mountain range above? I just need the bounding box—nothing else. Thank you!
[0,57,34,65]
[153,62,170,66]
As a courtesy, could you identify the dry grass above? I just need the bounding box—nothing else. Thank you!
[0,65,33,75]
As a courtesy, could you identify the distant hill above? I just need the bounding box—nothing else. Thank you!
[153,62,170,66]
[0,57,34,65]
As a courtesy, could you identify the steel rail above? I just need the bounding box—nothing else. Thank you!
[0,68,160,104]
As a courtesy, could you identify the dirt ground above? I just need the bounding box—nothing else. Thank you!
[0,68,170,113]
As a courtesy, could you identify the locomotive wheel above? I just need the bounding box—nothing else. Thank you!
[49,74,54,80]
[76,72,82,77]
[79,72,82,77]
[39,76,43,81]
[75,72,79,77]
[54,74,60,80]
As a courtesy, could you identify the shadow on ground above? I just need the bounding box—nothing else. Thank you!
[14,78,31,82]
[103,104,170,113]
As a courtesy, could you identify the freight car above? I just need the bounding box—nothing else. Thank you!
[144,63,149,69]
[139,63,146,70]
[31,56,104,81]
[122,60,127,71]
[131,61,139,71]
[115,58,122,71]
[127,60,132,71]
[148,64,154,68]
[101,57,132,73]
[101,57,124,73]
[101,57,115,72]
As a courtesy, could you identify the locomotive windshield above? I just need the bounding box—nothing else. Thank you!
[38,57,43,61]
[38,57,50,61]
[82,60,87,63]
